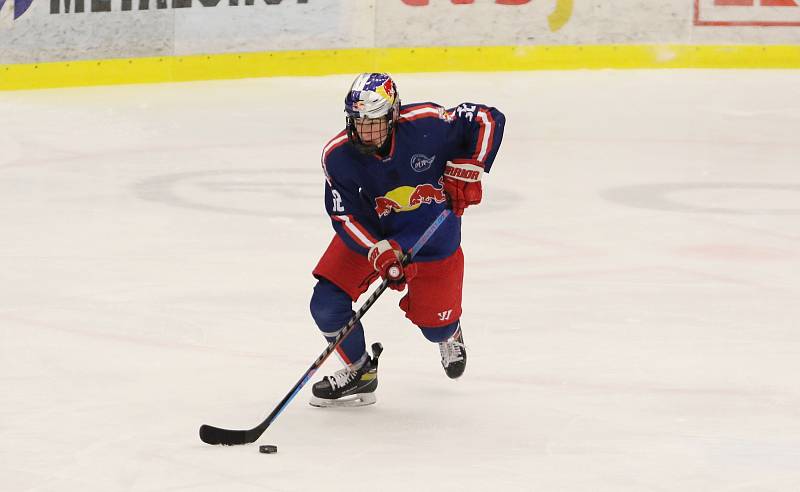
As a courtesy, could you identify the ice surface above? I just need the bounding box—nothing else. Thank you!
[1,71,799,491]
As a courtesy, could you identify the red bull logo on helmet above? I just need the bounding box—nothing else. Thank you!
[380,79,396,101]
[360,74,396,104]
[374,179,447,217]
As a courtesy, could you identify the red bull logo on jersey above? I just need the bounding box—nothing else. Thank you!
[374,179,447,217]
[437,107,456,122]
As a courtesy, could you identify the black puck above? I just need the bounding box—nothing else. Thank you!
[259,445,278,454]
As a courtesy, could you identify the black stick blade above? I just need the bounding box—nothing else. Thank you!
[199,424,249,445]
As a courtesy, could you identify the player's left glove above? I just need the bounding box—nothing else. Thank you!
[443,159,484,217]
[368,239,417,291]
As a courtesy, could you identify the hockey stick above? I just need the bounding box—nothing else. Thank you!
[199,208,452,445]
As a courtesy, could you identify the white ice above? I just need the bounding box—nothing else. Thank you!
[1,71,799,491]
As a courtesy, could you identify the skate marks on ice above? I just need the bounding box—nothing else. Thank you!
[134,168,521,219]
[601,182,800,216]
[134,168,320,219]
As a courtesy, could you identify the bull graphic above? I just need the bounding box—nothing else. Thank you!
[374,179,447,217]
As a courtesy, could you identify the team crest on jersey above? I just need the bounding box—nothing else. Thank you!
[410,154,435,173]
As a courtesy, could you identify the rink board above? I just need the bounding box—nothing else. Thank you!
[3,44,800,91]
[2,0,800,90]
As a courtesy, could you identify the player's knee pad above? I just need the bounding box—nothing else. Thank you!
[418,319,460,343]
[310,278,354,333]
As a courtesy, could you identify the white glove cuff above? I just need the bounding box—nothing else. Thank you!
[444,161,483,183]
[368,239,394,269]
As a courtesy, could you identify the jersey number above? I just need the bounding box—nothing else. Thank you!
[331,189,345,212]
[456,104,477,122]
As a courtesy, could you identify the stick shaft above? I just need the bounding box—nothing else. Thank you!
[262,208,451,426]
[199,209,452,445]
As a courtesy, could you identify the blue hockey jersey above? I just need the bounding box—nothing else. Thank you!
[320,102,505,262]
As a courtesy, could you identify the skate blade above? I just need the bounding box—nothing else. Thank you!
[309,392,376,408]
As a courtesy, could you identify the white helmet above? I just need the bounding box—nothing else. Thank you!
[344,73,401,154]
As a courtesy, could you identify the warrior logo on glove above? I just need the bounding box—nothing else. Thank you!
[443,159,484,216]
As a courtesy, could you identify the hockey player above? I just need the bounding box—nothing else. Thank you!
[309,73,505,407]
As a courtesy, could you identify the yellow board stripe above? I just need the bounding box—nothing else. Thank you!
[2,44,800,91]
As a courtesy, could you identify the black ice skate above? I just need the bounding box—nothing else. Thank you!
[439,326,466,379]
[310,342,383,408]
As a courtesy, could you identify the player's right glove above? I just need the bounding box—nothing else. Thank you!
[368,239,417,291]
[443,159,484,216]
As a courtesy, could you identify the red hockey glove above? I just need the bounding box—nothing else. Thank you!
[368,239,417,291]
[443,159,484,217]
